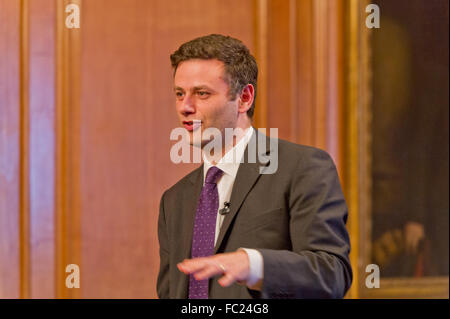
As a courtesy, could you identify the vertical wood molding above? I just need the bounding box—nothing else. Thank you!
[55,0,82,299]
[19,0,30,300]
[289,0,298,142]
[55,0,63,299]
[357,0,372,299]
[55,0,67,299]
[254,0,268,129]
[326,0,344,172]
[66,0,82,299]
[345,0,362,299]
[295,0,314,145]
[312,0,328,150]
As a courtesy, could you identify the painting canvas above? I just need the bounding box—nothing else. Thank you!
[370,0,449,278]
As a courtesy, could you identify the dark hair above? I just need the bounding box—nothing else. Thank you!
[170,34,258,118]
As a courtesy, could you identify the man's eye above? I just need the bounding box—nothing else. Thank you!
[175,92,184,98]
[197,91,210,97]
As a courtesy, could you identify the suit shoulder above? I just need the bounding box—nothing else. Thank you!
[276,138,334,162]
[162,165,202,199]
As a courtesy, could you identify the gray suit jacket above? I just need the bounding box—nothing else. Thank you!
[157,132,352,298]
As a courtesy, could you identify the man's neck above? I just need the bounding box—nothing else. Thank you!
[203,125,251,165]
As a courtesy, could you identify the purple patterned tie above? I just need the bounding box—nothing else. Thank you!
[188,166,223,299]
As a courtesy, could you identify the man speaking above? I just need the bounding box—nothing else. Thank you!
[157,34,352,299]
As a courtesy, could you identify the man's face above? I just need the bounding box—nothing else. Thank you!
[174,59,239,147]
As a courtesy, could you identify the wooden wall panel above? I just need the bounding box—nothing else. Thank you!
[79,0,158,298]
[325,0,344,170]
[295,0,344,165]
[259,0,345,172]
[28,0,56,298]
[78,0,256,298]
[0,0,58,299]
[0,0,21,299]
[266,0,293,139]
[0,0,350,299]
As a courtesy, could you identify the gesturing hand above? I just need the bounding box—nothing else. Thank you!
[177,250,250,287]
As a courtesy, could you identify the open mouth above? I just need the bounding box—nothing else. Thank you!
[182,120,202,132]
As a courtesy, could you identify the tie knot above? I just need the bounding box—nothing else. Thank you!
[205,166,223,184]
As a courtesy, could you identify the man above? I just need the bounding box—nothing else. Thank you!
[157,34,352,299]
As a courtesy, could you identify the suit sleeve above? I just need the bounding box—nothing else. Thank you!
[258,149,352,298]
[157,191,170,299]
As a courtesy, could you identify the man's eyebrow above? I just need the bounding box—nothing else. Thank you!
[192,85,215,91]
[174,85,214,91]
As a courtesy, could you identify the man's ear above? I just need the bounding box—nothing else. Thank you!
[238,84,254,114]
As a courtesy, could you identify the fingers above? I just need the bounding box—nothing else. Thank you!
[177,251,250,286]
[218,272,235,287]
[193,263,225,281]
[177,258,206,274]
[177,258,225,280]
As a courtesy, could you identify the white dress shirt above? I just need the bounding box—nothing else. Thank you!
[202,126,263,288]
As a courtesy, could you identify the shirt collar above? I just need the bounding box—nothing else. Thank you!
[203,127,254,181]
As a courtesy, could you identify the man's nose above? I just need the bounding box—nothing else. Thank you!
[179,95,195,116]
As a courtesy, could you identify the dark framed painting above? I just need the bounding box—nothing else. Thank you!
[348,0,449,298]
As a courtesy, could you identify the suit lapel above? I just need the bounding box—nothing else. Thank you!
[214,131,272,253]
[176,165,203,298]
[182,165,204,259]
